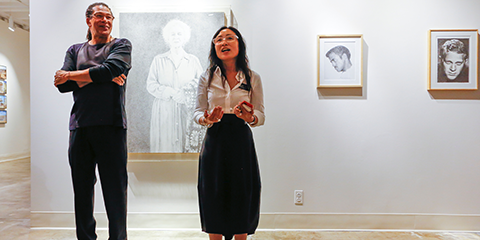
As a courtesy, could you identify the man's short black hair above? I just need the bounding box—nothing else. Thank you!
[326,45,351,60]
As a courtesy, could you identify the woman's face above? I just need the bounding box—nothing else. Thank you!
[166,28,185,48]
[214,29,239,63]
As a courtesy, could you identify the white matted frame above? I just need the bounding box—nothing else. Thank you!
[429,29,478,90]
[317,35,363,88]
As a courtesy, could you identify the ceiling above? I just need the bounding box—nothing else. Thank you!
[0,0,29,31]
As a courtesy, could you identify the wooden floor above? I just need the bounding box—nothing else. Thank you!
[23,230,480,240]
[2,158,480,240]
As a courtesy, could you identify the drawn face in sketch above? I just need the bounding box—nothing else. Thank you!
[325,45,352,73]
[439,39,469,81]
[327,53,347,72]
[162,20,191,49]
[167,30,184,47]
[442,52,467,80]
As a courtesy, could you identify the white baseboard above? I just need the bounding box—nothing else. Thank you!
[30,212,480,231]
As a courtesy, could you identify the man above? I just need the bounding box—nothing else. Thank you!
[438,39,469,82]
[54,2,131,240]
[325,45,353,79]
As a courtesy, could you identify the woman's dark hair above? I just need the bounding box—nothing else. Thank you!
[207,26,251,90]
[85,2,113,41]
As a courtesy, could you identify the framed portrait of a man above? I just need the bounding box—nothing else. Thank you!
[119,12,226,154]
[429,29,478,90]
[317,35,363,88]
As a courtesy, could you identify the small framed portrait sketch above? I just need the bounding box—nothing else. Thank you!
[0,65,6,97]
[317,35,363,88]
[0,65,6,80]
[0,110,6,124]
[0,80,5,94]
[429,29,478,90]
[0,95,5,109]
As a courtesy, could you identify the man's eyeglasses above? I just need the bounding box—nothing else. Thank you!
[212,35,238,45]
[92,13,114,21]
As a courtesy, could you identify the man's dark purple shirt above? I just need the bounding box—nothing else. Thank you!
[56,38,132,130]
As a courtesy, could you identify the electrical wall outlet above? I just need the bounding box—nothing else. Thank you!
[294,190,303,205]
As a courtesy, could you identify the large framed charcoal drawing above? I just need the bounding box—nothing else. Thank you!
[429,29,478,90]
[317,35,363,88]
[119,12,226,154]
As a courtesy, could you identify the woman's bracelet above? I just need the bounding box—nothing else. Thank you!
[201,117,213,128]
[248,115,256,125]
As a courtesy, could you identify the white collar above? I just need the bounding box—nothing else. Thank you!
[214,66,246,83]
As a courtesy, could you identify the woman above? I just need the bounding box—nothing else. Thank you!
[146,19,204,153]
[194,27,265,240]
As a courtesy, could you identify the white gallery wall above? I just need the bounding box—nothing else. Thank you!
[0,20,30,161]
[31,0,480,230]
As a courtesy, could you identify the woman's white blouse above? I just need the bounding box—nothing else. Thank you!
[194,67,265,127]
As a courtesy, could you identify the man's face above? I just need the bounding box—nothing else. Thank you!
[87,5,114,39]
[327,53,346,72]
[442,51,466,80]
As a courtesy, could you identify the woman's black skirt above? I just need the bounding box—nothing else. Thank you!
[198,114,261,239]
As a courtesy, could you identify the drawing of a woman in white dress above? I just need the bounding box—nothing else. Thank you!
[146,19,205,152]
